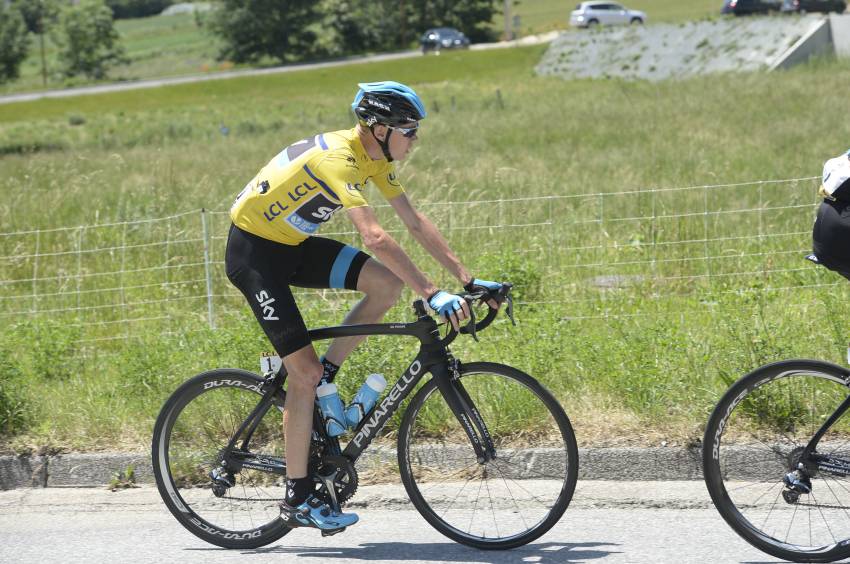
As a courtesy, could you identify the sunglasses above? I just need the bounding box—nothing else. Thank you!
[390,124,419,138]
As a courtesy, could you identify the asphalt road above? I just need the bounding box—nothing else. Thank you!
[0,482,786,564]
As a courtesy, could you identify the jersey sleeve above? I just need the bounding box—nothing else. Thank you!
[371,162,406,200]
[312,149,370,209]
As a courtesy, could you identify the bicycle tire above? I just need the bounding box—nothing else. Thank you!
[397,361,578,549]
[152,368,291,549]
[703,359,850,563]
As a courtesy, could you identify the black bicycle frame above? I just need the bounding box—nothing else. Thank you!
[802,391,850,477]
[222,301,495,475]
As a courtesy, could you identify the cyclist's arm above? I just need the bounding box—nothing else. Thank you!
[389,194,472,286]
[347,206,439,299]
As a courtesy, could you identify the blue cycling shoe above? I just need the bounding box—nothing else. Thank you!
[279,495,359,531]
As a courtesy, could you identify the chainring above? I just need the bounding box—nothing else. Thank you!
[314,455,359,506]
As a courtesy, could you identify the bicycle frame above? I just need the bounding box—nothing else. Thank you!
[801,392,850,477]
[220,300,496,478]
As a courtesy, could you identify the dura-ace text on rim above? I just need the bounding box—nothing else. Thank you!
[703,359,850,563]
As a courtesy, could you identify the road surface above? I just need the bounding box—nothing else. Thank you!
[0,481,784,563]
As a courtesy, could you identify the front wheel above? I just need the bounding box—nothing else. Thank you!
[398,362,578,549]
[703,360,850,563]
[152,369,290,549]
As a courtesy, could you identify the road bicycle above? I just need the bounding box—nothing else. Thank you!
[703,352,850,562]
[152,284,578,550]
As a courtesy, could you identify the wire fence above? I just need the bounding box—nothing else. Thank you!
[0,175,829,346]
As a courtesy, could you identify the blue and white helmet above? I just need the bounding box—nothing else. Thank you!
[352,81,426,127]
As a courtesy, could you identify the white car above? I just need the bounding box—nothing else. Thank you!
[570,2,647,28]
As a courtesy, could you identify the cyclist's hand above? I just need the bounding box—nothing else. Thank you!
[428,290,470,331]
[464,278,504,309]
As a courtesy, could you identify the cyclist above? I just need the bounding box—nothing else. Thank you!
[811,149,850,280]
[225,81,504,532]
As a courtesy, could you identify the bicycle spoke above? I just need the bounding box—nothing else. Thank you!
[492,461,531,531]
[400,364,576,548]
[706,363,850,560]
[483,473,500,538]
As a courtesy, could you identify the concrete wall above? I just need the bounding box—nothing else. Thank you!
[831,14,850,57]
[771,18,833,70]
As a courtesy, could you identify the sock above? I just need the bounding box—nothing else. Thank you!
[285,476,313,506]
[319,356,340,384]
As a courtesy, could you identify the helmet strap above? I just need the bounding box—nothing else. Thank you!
[369,124,394,163]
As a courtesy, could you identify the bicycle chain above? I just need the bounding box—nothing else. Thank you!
[220,495,283,502]
[791,501,850,510]
[217,457,358,505]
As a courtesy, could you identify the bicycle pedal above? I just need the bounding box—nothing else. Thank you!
[321,527,346,537]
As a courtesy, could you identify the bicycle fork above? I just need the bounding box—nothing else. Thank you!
[432,358,497,464]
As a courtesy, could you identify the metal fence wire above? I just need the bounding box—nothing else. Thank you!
[0,175,827,346]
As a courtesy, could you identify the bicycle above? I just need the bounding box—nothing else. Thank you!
[703,351,850,561]
[152,284,578,550]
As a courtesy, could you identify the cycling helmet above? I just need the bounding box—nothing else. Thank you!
[822,149,850,202]
[352,81,426,127]
[352,81,426,162]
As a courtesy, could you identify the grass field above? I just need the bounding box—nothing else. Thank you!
[2,41,850,454]
[4,12,220,95]
[3,1,725,95]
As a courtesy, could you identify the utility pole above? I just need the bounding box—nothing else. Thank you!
[503,0,513,41]
[39,30,47,87]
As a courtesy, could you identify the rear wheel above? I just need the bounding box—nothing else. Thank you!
[398,362,578,549]
[152,369,290,549]
[703,360,850,563]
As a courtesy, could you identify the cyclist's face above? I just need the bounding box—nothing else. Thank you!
[386,121,419,161]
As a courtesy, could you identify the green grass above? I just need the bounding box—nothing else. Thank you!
[4,1,726,95]
[3,44,850,453]
[3,13,221,95]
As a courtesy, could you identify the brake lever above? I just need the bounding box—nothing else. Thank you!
[466,297,478,341]
[505,293,516,326]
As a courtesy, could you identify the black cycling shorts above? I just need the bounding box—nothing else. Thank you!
[813,200,850,281]
[225,224,370,357]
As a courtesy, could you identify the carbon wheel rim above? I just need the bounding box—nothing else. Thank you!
[402,368,574,544]
[710,366,850,555]
[157,376,287,537]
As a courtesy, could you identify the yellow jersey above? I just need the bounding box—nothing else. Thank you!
[230,127,405,245]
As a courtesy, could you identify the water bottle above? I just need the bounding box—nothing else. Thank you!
[345,374,387,429]
[316,382,347,437]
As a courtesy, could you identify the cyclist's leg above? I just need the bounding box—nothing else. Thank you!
[291,237,403,365]
[225,227,357,529]
[280,345,323,477]
[325,259,403,364]
[224,225,319,478]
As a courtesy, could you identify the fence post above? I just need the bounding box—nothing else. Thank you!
[32,229,40,313]
[201,208,215,329]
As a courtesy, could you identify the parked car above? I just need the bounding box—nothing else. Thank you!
[420,28,470,53]
[569,2,647,28]
[720,0,782,15]
[780,0,846,13]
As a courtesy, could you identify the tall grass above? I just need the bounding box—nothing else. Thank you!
[2,45,850,452]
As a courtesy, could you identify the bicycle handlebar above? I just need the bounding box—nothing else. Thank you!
[431,283,515,347]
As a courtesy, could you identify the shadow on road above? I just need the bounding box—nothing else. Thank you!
[235,540,619,562]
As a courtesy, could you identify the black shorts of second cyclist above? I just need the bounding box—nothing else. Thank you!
[813,200,850,282]
[224,224,370,357]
